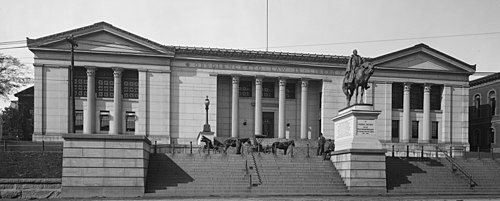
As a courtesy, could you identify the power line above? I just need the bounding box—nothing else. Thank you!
[0,46,28,50]
[248,31,500,50]
[0,40,26,46]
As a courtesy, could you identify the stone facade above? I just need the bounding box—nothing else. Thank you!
[27,22,475,152]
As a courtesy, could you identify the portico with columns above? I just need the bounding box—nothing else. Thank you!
[27,22,475,154]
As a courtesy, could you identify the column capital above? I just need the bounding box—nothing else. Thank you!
[424,84,432,93]
[113,67,123,78]
[279,77,287,86]
[301,79,309,87]
[403,82,412,91]
[232,76,240,84]
[86,67,96,77]
[255,76,264,85]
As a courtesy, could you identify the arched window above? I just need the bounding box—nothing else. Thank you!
[475,94,481,118]
[489,91,496,116]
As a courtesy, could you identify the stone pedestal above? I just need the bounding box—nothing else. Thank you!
[330,104,386,194]
[61,134,151,198]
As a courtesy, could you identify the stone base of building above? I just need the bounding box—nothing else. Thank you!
[61,134,151,198]
[32,133,63,142]
[382,142,469,157]
[331,149,386,194]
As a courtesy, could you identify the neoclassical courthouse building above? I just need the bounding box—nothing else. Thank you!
[27,22,475,151]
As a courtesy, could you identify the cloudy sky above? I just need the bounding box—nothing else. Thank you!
[1,0,499,76]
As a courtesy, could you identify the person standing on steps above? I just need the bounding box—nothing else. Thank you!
[317,133,326,156]
[323,139,336,160]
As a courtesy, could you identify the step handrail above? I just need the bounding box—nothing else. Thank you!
[250,151,263,186]
[436,146,478,188]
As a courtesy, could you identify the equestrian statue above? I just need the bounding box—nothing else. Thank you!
[342,49,375,107]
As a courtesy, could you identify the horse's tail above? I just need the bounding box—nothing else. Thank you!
[342,77,350,97]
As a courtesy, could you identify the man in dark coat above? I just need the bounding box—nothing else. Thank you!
[317,133,326,156]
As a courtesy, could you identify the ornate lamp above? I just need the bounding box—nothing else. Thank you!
[203,96,211,132]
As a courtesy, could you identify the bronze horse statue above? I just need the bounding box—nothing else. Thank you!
[342,62,375,107]
[271,140,295,155]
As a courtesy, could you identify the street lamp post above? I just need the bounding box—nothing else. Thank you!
[203,96,211,132]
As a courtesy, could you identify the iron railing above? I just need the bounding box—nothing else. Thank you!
[436,147,478,189]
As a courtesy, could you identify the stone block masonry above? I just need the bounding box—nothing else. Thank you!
[61,134,151,198]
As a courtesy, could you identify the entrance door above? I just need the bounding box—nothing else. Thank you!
[262,112,274,138]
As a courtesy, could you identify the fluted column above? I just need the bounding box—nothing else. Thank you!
[421,84,431,143]
[278,78,286,139]
[111,68,123,135]
[300,79,309,139]
[254,76,263,137]
[83,67,96,134]
[401,83,411,142]
[231,75,240,138]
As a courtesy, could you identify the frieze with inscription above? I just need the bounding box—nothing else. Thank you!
[181,61,344,76]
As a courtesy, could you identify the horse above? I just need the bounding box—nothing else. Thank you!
[222,138,250,154]
[271,140,295,155]
[199,135,223,154]
[342,62,375,107]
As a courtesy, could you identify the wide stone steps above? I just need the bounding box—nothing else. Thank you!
[145,153,347,196]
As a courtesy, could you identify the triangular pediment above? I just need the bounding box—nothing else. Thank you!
[27,22,173,56]
[371,44,475,74]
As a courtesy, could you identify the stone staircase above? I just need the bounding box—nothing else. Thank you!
[450,158,500,193]
[386,157,473,194]
[145,151,347,197]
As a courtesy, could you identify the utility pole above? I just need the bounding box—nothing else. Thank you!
[66,35,78,133]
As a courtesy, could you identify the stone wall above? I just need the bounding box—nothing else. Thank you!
[0,178,61,199]
[61,134,151,198]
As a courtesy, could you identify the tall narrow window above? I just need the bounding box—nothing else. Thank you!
[100,111,110,131]
[392,120,399,139]
[475,94,481,118]
[96,68,113,98]
[392,83,403,109]
[122,70,138,99]
[430,85,442,110]
[411,121,419,139]
[73,67,87,97]
[75,110,83,131]
[489,91,496,116]
[126,112,136,132]
[286,83,296,99]
[239,80,252,97]
[410,84,423,109]
[262,82,275,98]
[431,121,438,139]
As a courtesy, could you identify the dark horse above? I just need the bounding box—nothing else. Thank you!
[271,140,295,155]
[342,62,375,107]
[222,138,251,154]
[200,135,223,153]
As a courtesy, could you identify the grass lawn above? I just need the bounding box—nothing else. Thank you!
[0,152,62,178]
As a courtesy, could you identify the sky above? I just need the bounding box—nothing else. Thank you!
[1,0,500,76]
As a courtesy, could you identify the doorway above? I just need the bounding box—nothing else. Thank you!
[263,112,274,138]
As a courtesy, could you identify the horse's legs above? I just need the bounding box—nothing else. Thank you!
[284,148,288,155]
[360,87,365,104]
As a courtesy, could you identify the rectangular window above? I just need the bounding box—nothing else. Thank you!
[410,84,423,109]
[430,85,442,110]
[263,82,275,98]
[412,121,419,138]
[96,69,113,98]
[239,80,252,97]
[73,67,87,97]
[100,111,110,131]
[75,110,83,131]
[126,112,136,132]
[392,120,399,138]
[285,83,296,99]
[392,83,403,109]
[431,121,438,139]
[122,70,138,99]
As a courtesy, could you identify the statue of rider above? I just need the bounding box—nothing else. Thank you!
[345,49,364,84]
